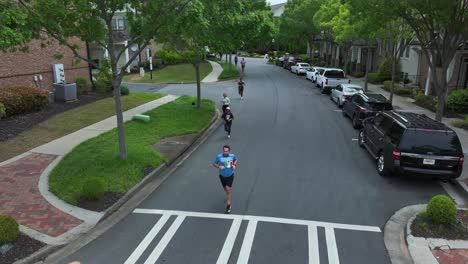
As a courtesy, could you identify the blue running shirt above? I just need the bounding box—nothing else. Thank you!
[214,153,237,177]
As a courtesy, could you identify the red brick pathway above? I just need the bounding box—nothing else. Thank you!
[0,153,83,237]
[433,249,468,264]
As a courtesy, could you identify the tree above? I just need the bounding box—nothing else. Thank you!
[396,0,468,121]
[20,0,190,159]
[0,0,32,52]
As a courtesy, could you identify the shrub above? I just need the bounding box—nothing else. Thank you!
[0,86,48,117]
[120,86,130,96]
[426,195,457,225]
[0,214,19,244]
[368,72,381,84]
[96,59,113,88]
[378,57,401,82]
[75,77,91,95]
[414,89,437,111]
[451,115,468,129]
[352,72,365,78]
[82,177,105,200]
[155,49,185,65]
[94,80,112,93]
[446,89,468,113]
[0,102,5,120]
[382,81,413,96]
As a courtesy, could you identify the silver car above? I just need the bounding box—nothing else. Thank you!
[330,84,364,107]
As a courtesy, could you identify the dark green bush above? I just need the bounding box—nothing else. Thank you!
[0,86,48,116]
[120,86,130,96]
[96,59,113,88]
[0,102,5,120]
[414,90,437,112]
[382,81,413,96]
[94,80,112,93]
[0,214,19,244]
[446,89,468,113]
[75,77,91,95]
[82,177,105,200]
[368,72,381,84]
[426,195,457,225]
[155,50,185,65]
[378,57,401,82]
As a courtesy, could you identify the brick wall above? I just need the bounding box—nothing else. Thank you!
[0,37,90,91]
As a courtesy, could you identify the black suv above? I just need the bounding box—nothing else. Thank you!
[342,93,393,128]
[358,111,464,179]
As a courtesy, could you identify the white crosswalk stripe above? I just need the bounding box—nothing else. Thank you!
[128,208,381,264]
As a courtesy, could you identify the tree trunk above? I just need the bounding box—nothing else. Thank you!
[433,67,448,122]
[112,73,127,159]
[195,62,201,108]
[229,53,232,65]
[225,53,228,63]
[364,47,371,92]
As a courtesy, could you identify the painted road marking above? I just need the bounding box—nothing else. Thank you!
[216,218,242,264]
[133,209,381,232]
[325,227,340,264]
[124,214,171,264]
[351,138,358,141]
[237,220,258,264]
[308,225,320,264]
[130,209,381,264]
[144,215,186,264]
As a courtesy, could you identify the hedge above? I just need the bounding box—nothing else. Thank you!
[446,89,468,113]
[75,77,91,95]
[0,214,19,244]
[0,86,48,117]
[155,50,186,65]
[382,81,413,96]
[368,72,382,84]
[378,57,401,82]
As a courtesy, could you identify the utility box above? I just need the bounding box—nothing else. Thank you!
[54,83,77,102]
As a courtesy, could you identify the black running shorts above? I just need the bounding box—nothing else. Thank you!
[219,174,234,188]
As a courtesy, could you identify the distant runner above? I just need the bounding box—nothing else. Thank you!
[238,78,245,99]
[240,58,246,73]
[221,106,234,138]
[221,93,230,113]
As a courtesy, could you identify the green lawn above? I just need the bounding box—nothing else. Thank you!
[123,62,212,83]
[0,93,164,162]
[49,96,216,205]
[217,60,240,80]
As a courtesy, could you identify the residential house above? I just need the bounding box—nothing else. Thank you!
[0,38,91,92]
[271,3,286,19]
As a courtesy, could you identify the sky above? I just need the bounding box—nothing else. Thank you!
[267,0,286,5]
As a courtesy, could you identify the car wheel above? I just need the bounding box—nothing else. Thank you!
[358,130,365,148]
[377,152,391,177]
[352,115,360,129]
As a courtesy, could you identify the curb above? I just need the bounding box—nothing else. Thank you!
[384,204,425,264]
[13,245,61,264]
[36,105,222,264]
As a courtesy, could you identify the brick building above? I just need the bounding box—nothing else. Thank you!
[0,37,91,92]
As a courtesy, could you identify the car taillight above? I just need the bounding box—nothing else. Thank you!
[359,106,368,113]
[392,149,401,160]
[459,154,465,166]
[325,79,328,85]
[344,95,351,99]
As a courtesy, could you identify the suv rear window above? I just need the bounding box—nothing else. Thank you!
[399,130,462,155]
[324,70,345,78]
[365,102,393,111]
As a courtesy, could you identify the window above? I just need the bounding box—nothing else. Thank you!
[388,122,405,142]
[377,115,394,133]
[111,18,125,31]
[400,130,462,155]
[354,95,364,106]
[335,85,343,92]
[324,70,345,78]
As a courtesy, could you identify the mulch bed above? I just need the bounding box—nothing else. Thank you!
[0,92,112,142]
[77,192,122,212]
[0,233,45,264]
[411,210,468,240]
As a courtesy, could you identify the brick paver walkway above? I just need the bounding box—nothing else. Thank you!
[0,153,83,237]
[433,249,468,264]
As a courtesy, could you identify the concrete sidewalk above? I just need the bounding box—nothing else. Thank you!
[0,95,178,245]
[202,60,223,82]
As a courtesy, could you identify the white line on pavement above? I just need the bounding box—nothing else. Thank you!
[334,110,342,112]
[144,215,186,264]
[351,138,358,141]
[216,219,242,264]
[308,225,320,264]
[237,220,258,264]
[325,227,340,264]
[124,214,171,264]
[133,209,381,233]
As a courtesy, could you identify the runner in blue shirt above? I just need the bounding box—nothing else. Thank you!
[212,145,238,213]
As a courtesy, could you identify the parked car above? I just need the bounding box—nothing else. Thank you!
[291,63,311,75]
[276,55,285,67]
[306,67,324,82]
[358,111,464,179]
[330,84,364,107]
[342,93,393,128]
[283,56,302,70]
[316,68,351,94]
[309,67,326,83]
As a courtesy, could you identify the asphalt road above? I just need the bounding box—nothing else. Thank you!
[62,57,447,264]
